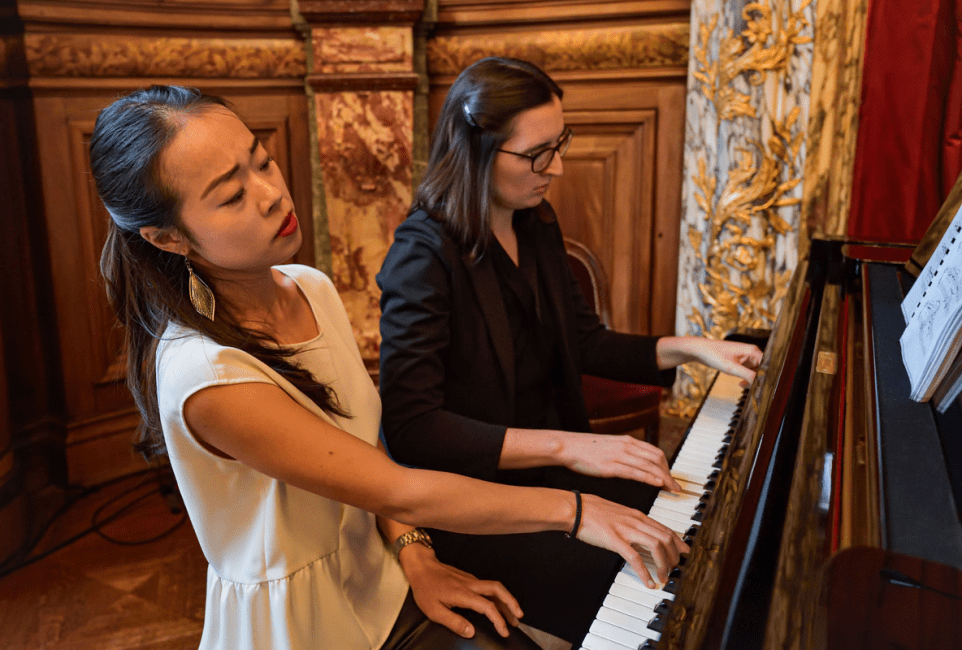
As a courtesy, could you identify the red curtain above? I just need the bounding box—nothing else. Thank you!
[847,0,962,244]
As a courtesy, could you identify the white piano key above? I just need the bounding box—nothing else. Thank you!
[598,605,654,632]
[589,618,657,648]
[579,374,749,647]
[670,466,711,485]
[674,478,707,496]
[581,631,632,650]
[652,495,699,516]
[656,490,702,504]
[604,584,661,622]
[648,505,695,528]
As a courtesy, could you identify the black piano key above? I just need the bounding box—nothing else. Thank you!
[669,566,683,579]
[639,641,658,650]
[686,525,699,537]
[664,579,680,594]
[654,599,672,616]
[692,510,704,522]
[703,479,717,491]
[708,469,721,480]
[647,614,666,633]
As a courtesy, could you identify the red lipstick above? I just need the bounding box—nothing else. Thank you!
[276,211,298,238]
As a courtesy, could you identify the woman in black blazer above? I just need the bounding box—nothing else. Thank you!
[378,57,762,644]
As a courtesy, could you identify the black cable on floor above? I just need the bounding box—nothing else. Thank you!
[0,467,188,580]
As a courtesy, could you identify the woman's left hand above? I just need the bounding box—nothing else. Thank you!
[690,339,763,384]
[399,543,523,638]
[657,337,763,385]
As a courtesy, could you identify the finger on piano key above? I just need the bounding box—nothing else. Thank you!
[673,477,707,495]
[669,466,711,486]
[615,564,675,600]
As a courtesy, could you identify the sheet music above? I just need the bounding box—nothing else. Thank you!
[900,206,962,401]
[902,203,962,323]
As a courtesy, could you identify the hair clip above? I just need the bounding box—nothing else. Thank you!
[462,102,479,128]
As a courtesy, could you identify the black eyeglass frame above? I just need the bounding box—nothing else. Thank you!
[496,127,573,173]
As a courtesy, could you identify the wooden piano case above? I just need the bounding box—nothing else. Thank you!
[658,236,962,650]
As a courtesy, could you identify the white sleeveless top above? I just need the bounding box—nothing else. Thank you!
[155,265,408,650]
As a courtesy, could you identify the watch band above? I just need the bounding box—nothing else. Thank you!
[390,527,433,559]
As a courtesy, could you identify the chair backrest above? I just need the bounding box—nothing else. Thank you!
[563,237,612,328]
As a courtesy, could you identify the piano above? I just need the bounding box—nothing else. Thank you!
[576,236,962,650]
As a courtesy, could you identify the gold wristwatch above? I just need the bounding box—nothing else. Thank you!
[390,528,433,559]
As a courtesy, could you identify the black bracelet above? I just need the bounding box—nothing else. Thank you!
[565,490,582,539]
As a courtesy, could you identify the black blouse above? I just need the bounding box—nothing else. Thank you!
[489,213,567,431]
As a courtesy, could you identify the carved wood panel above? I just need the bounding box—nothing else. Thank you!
[34,91,313,483]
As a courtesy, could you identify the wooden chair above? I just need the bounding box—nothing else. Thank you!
[564,238,661,446]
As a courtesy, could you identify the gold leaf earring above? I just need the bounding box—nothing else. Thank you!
[185,258,215,321]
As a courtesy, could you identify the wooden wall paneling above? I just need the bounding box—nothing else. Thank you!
[31,89,314,485]
[0,80,67,551]
[546,112,656,335]
[4,0,314,485]
[558,79,686,336]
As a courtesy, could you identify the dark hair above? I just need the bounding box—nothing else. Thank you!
[412,57,562,259]
[90,85,347,461]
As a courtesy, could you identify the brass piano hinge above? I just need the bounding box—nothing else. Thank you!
[816,351,837,375]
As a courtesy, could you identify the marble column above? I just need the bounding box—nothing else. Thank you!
[297,1,424,369]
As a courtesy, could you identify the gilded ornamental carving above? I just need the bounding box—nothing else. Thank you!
[428,22,690,75]
[24,34,305,78]
[673,0,815,416]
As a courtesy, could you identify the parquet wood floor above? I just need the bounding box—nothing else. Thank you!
[0,415,688,650]
[0,474,206,650]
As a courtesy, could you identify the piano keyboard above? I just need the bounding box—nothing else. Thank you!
[578,372,747,650]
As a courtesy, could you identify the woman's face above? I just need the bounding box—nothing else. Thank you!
[490,94,566,217]
[152,107,301,276]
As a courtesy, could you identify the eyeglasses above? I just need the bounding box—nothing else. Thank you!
[496,127,573,173]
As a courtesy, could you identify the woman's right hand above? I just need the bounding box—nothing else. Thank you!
[575,493,689,589]
[559,432,683,493]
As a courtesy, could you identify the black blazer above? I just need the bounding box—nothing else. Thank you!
[377,202,675,481]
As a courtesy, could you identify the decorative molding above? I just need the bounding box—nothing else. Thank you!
[436,0,692,25]
[298,0,425,24]
[23,33,305,79]
[428,22,690,76]
[15,0,295,30]
[308,71,419,91]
